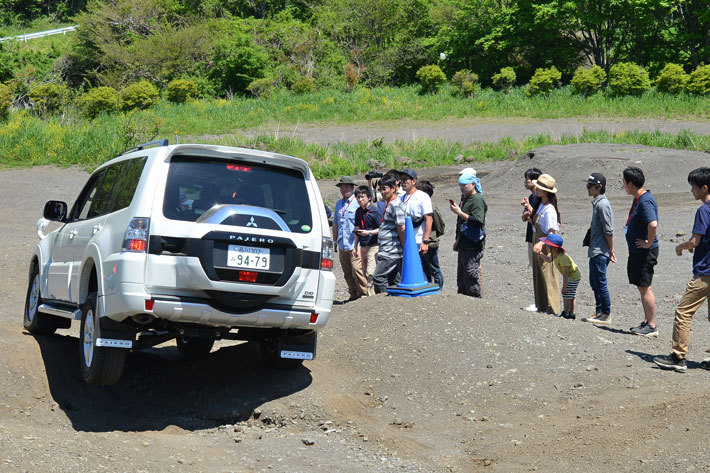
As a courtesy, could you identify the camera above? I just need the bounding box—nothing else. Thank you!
[365,170,384,180]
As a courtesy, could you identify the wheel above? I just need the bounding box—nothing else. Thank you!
[79,292,127,386]
[259,338,304,369]
[23,263,56,335]
[176,336,214,360]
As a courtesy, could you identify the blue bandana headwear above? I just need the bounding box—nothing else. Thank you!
[459,173,483,193]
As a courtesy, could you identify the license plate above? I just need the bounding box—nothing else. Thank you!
[280,350,314,360]
[227,245,270,269]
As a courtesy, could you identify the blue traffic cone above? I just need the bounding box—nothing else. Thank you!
[387,216,441,297]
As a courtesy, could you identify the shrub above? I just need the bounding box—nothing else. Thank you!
[525,66,562,97]
[247,77,277,98]
[28,83,68,115]
[451,69,479,97]
[686,65,710,95]
[415,65,446,94]
[344,63,362,92]
[608,62,650,96]
[121,80,160,111]
[0,83,12,120]
[291,77,316,94]
[77,86,119,119]
[571,66,606,96]
[655,63,689,95]
[492,67,516,92]
[165,79,198,103]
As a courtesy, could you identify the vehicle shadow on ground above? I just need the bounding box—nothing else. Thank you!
[29,332,312,433]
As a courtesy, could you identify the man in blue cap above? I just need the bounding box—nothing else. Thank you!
[449,173,487,297]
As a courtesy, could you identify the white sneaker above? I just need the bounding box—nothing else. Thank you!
[524,304,538,312]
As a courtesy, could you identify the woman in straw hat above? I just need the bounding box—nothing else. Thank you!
[529,174,562,315]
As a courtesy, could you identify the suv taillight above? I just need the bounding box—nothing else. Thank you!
[321,237,334,270]
[123,217,150,253]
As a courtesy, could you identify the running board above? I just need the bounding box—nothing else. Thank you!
[38,304,81,320]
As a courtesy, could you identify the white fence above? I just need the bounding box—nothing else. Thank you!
[0,25,78,43]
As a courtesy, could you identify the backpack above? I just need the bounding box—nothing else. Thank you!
[431,206,446,237]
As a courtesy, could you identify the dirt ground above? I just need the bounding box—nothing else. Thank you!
[3,138,710,472]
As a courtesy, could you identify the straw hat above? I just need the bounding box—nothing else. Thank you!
[533,174,557,193]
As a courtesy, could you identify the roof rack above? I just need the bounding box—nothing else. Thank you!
[121,139,169,156]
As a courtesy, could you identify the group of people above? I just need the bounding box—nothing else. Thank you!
[332,166,486,299]
[522,165,710,373]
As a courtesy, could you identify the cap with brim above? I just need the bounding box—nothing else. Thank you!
[539,234,565,252]
[585,172,606,187]
[335,176,355,187]
[532,174,557,193]
[458,167,477,176]
[401,167,417,181]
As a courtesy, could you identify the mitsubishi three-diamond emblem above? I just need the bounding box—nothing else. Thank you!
[246,216,258,227]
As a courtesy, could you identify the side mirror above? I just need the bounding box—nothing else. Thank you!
[43,200,68,222]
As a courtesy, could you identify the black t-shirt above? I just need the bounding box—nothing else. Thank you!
[355,204,382,247]
[525,193,540,243]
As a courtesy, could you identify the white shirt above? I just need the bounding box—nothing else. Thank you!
[401,190,433,244]
[535,203,558,235]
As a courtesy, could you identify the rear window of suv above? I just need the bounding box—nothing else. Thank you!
[163,156,313,233]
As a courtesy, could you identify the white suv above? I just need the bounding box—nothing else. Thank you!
[24,141,335,385]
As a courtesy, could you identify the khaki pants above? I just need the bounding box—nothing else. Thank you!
[339,249,367,299]
[359,245,378,296]
[531,227,560,315]
[672,275,710,359]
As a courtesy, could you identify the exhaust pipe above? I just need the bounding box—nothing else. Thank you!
[132,313,155,325]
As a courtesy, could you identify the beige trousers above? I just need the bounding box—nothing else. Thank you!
[359,245,379,296]
[672,275,710,359]
[339,249,367,299]
[531,227,560,314]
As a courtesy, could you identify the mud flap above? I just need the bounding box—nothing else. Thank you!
[278,330,317,360]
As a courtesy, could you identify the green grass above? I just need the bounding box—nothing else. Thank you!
[1,110,708,178]
[0,19,75,38]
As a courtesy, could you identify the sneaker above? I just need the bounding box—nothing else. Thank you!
[700,358,710,371]
[631,321,658,337]
[653,353,687,373]
[524,304,538,312]
[561,312,576,320]
[587,313,612,326]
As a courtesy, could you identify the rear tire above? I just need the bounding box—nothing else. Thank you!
[176,336,214,360]
[259,338,304,369]
[23,263,56,335]
[79,292,127,386]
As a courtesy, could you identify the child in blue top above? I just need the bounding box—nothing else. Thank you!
[654,167,710,373]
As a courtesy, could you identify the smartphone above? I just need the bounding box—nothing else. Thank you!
[448,199,455,205]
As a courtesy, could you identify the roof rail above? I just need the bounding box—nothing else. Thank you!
[121,139,169,156]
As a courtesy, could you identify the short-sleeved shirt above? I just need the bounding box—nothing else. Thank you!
[456,193,487,251]
[333,194,357,251]
[525,193,540,243]
[555,252,582,282]
[589,194,614,258]
[354,204,381,247]
[691,203,710,276]
[534,203,558,236]
[401,190,433,244]
[625,191,659,254]
[377,198,406,258]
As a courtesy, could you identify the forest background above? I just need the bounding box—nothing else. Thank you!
[0,0,708,175]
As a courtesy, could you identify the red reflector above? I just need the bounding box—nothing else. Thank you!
[321,258,333,269]
[239,271,258,282]
[144,299,154,311]
[310,313,318,324]
[226,164,253,172]
[129,239,146,252]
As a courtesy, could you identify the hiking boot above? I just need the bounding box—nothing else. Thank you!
[587,313,611,326]
[631,321,658,337]
[561,312,576,320]
[653,353,687,373]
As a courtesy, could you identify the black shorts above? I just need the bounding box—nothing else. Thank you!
[627,247,658,287]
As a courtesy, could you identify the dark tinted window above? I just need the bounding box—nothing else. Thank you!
[71,170,106,221]
[163,157,312,233]
[87,161,124,219]
[110,157,147,211]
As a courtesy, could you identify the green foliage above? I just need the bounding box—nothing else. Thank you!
[571,66,606,96]
[120,81,159,111]
[0,83,12,120]
[655,63,689,95]
[451,69,479,97]
[525,66,561,97]
[77,86,118,119]
[28,82,68,115]
[608,62,650,97]
[291,77,317,94]
[247,78,277,98]
[686,65,710,96]
[415,65,446,94]
[210,22,269,95]
[344,63,362,92]
[165,79,198,103]
[492,67,516,92]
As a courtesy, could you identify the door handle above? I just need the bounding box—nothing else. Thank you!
[69,229,78,239]
[92,224,102,235]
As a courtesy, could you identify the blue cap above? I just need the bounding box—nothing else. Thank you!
[539,233,564,251]
[459,173,476,185]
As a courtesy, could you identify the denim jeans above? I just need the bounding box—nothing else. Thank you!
[589,254,611,315]
[421,247,444,289]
